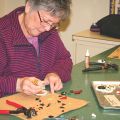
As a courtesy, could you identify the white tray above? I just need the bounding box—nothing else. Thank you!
[92,81,120,109]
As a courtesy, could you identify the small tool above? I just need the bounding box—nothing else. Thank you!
[82,62,119,72]
[0,100,37,118]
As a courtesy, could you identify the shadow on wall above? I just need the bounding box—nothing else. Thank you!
[59,17,71,31]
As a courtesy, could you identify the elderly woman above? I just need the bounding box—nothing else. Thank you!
[0,0,73,97]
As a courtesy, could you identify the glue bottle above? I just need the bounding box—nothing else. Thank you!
[85,49,90,69]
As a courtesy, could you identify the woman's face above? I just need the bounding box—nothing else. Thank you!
[22,2,60,37]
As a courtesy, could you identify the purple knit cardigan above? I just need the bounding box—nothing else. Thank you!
[0,7,73,97]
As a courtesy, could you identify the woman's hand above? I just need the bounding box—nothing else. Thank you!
[44,73,63,93]
[16,77,44,95]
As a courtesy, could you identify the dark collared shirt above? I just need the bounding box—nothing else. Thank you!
[0,7,73,97]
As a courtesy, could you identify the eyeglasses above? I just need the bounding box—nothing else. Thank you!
[37,11,59,29]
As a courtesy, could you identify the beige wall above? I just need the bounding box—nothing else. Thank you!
[0,0,5,16]
[60,0,109,63]
[0,0,109,63]
[0,0,25,16]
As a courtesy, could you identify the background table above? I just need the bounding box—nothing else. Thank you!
[0,46,120,120]
[72,30,120,64]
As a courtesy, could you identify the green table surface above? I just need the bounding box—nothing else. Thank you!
[0,46,120,120]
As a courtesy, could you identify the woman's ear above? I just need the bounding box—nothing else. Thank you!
[25,1,31,13]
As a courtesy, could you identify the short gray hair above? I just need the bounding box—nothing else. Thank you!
[26,0,71,20]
